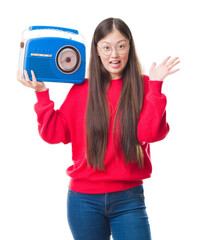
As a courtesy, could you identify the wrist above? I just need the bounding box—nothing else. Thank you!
[149,76,164,81]
[35,88,50,104]
[35,87,47,92]
[149,79,163,81]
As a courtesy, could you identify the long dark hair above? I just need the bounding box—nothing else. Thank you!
[85,18,144,170]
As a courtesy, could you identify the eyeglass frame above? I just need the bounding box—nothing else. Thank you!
[97,40,130,56]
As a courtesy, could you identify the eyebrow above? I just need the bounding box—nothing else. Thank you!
[100,39,127,44]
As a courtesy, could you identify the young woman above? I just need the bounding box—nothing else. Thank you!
[17,18,180,240]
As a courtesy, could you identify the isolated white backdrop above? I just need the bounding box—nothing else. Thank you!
[0,0,196,239]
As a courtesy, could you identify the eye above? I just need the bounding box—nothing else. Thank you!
[103,45,111,51]
[118,44,125,49]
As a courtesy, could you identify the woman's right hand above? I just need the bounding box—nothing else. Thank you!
[17,70,47,92]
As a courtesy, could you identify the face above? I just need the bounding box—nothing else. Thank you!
[97,29,130,80]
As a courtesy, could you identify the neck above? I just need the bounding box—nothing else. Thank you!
[110,73,122,80]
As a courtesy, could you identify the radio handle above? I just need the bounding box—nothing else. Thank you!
[29,26,79,35]
[21,26,85,44]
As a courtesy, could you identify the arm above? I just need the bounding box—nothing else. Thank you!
[137,77,169,143]
[34,89,71,144]
[17,70,71,144]
[137,56,180,143]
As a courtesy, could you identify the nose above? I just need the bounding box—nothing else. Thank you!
[111,47,119,57]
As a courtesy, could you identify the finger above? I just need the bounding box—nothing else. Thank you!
[23,70,33,87]
[17,70,27,86]
[150,62,156,71]
[167,57,180,69]
[162,56,171,65]
[24,70,32,84]
[17,70,24,81]
[17,69,21,80]
[168,68,180,75]
[167,57,179,67]
[24,70,30,81]
[18,77,29,87]
[168,60,180,70]
[31,70,37,84]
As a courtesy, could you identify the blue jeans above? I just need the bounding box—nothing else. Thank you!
[67,185,151,240]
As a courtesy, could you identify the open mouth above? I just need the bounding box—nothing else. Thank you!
[110,60,120,64]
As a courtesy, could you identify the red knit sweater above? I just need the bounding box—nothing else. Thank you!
[34,75,169,194]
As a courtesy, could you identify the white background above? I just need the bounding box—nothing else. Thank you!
[0,0,196,239]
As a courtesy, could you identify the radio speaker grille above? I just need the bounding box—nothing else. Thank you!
[26,57,59,79]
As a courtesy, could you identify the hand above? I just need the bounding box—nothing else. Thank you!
[149,56,180,81]
[17,70,47,92]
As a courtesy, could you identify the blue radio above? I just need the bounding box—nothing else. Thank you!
[18,26,86,83]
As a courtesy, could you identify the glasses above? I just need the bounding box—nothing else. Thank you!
[97,41,130,56]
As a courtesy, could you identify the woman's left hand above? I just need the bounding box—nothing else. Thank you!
[149,56,180,81]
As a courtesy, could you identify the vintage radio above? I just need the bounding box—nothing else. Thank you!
[18,26,86,83]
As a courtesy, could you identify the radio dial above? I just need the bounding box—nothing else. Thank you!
[56,46,81,74]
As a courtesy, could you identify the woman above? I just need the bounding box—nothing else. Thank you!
[17,18,180,240]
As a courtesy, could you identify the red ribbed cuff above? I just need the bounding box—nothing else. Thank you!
[148,80,163,94]
[35,89,51,104]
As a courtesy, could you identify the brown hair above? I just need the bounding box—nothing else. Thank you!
[85,18,144,170]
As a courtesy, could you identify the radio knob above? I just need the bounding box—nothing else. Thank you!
[20,42,24,48]
[66,57,71,63]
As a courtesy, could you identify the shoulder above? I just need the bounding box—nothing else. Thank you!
[141,75,150,96]
[59,78,88,113]
[142,74,150,83]
[66,78,89,100]
[70,78,88,92]
[142,74,150,85]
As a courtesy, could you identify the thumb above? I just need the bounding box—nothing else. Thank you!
[149,62,156,72]
[31,70,37,84]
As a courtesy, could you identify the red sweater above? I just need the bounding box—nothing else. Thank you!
[34,75,169,194]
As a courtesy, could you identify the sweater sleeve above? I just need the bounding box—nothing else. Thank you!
[137,76,170,143]
[34,89,71,144]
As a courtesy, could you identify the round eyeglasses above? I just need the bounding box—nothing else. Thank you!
[97,41,130,56]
